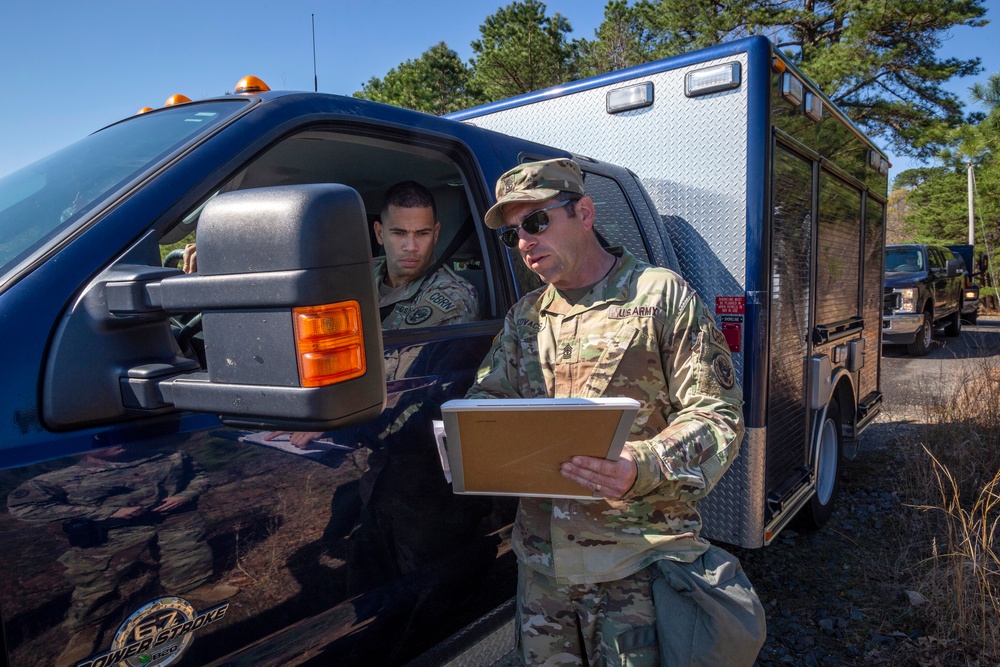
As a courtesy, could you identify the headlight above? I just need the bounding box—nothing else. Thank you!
[895,288,916,313]
[965,290,977,300]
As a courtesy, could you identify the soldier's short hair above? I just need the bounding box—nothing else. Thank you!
[381,180,437,220]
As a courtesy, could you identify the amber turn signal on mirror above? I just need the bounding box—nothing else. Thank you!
[293,301,366,387]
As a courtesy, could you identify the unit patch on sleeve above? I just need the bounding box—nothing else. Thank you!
[712,354,735,390]
[404,306,434,325]
[427,292,457,312]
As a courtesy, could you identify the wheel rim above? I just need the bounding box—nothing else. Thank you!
[921,315,932,347]
[816,416,839,505]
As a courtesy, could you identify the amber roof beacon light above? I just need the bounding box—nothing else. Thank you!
[234,76,270,94]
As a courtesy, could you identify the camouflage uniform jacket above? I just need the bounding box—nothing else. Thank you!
[466,248,744,585]
[374,256,479,329]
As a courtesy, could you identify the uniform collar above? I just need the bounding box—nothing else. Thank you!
[373,255,432,305]
[537,246,638,316]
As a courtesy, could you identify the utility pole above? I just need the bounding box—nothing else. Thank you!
[968,160,975,245]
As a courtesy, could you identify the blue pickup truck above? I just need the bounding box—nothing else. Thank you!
[0,36,888,667]
[882,243,965,355]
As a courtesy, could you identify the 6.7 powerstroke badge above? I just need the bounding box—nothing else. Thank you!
[75,597,228,667]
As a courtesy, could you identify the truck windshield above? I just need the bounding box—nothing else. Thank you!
[0,100,246,285]
[885,248,923,272]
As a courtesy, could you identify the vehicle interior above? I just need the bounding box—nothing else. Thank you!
[885,248,923,273]
[159,130,492,327]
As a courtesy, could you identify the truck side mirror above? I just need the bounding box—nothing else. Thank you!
[43,184,385,431]
[945,258,962,278]
[980,254,989,275]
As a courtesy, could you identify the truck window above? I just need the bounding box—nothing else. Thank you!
[160,130,492,336]
[583,171,651,263]
[928,247,944,270]
[938,248,955,269]
[1,101,245,289]
[815,173,862,325]
[885,248,922,272]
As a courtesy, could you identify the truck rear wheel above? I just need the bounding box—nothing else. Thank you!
[794,399,842,530]
[906,312,933,356]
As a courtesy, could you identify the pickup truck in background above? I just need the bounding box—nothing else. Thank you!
[883,243,965,355]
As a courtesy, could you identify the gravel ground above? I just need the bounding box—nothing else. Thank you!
[734,413,944,667]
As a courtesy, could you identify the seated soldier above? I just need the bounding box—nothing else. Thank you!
[373,180,478,328]
[270,179,478,454]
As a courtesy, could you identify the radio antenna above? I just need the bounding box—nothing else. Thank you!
[312,14,318,92]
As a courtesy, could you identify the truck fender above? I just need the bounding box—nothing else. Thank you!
[809,358,855,429]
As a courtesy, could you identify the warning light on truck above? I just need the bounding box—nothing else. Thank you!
[293,301,367,387]
[164,94,192,107]
[234,76,270,94]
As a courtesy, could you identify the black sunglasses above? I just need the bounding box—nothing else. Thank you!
[497,199,574,248]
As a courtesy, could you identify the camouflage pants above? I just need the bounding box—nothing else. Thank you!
[516,565,659,667]
[58,511,212,631]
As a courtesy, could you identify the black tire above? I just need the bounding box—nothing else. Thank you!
[967,312,979,325]
[944,305,962,337]
[793,399,842,530]
[906,312,933,356]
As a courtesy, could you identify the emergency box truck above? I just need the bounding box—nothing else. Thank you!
[0,36,886,666]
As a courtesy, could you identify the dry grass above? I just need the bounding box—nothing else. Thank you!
[898,359,1000,663]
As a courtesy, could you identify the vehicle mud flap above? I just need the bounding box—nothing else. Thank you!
[648,546,766,667]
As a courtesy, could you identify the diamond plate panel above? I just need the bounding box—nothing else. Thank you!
[700,426,766,546]
[465,52,749,370]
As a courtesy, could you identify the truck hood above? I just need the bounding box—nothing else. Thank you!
[884,271,926,288]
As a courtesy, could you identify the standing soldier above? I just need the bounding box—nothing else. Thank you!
[466,158,764,665]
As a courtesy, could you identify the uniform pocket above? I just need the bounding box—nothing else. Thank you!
[582,323,639,398]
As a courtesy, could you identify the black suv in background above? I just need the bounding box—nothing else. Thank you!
[883,244,965,355]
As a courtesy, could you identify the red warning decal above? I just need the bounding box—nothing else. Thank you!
[715,296,745,315]
[715,297,744,353]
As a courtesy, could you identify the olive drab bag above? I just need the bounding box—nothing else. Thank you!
[650,545,766,666]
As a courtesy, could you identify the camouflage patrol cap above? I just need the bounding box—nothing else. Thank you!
[483,158,585,229]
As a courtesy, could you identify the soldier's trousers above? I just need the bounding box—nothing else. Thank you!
[516,565,659,667]
[58,511,212,631]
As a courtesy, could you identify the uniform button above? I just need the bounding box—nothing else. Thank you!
[567,534,575,541]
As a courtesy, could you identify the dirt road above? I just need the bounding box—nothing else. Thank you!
[881,315,1000,416]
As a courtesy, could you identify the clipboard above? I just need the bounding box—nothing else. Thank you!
[439,397,640,499]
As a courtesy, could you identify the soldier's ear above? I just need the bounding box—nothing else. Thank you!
[373,221,384,246]
[577,197,595,230]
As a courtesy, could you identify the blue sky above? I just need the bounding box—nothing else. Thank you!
[1,0,997,180]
